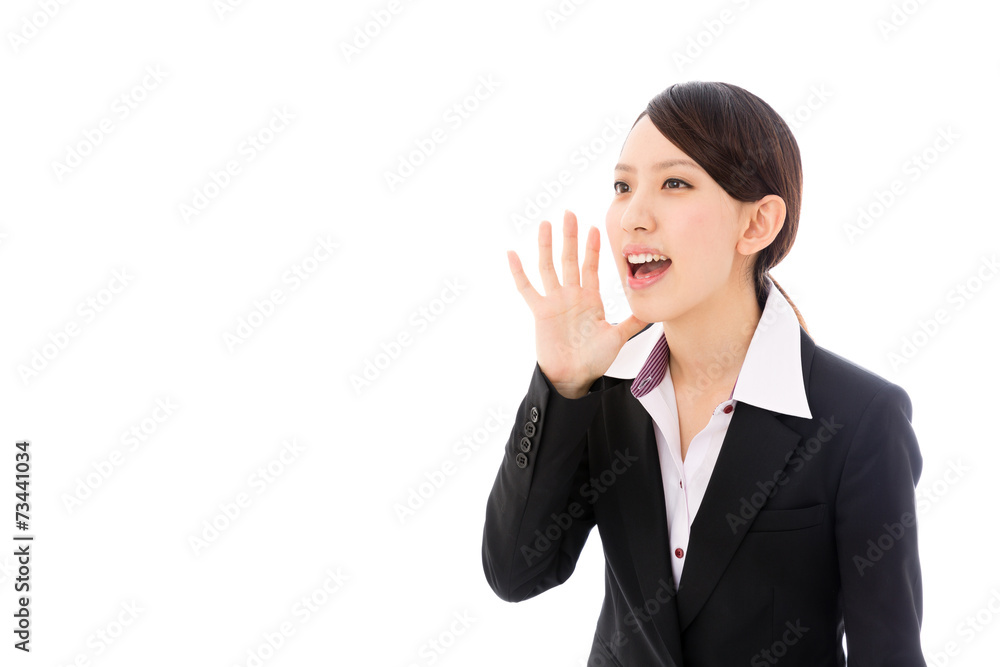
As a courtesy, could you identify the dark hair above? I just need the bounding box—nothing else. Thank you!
[632,81,808,335]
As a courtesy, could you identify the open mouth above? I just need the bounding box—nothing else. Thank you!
[627,253,671,278]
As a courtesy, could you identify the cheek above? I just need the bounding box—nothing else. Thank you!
[606,239,624,277]
[604,206,618,238]
[604,215,621,260]
[675,212,731,260]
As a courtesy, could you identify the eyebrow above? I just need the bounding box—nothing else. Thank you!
[613,159,701,173]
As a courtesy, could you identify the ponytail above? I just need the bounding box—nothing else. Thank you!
[768,273,809,336]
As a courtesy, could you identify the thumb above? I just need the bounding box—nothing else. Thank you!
[615,314,650,344]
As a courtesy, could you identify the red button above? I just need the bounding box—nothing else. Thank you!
[675,548,684,558]
[723,405,733,414]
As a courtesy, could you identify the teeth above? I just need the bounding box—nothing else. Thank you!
[627,253,668,264]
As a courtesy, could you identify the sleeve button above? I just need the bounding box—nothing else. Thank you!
[530,406,539,423]
[515,452,528,468]
[523,422,536,437]
[519,437,532,453]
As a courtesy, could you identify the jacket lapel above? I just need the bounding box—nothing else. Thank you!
[600,327,817,648]
[676,328,816,630]
[601,380,685,667]
[675,402,803,630]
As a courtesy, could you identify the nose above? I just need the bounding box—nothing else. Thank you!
[619,191,656,234]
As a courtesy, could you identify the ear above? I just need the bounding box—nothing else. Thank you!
[736,194,785,257]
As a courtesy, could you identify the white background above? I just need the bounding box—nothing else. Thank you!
[1,0,997,664]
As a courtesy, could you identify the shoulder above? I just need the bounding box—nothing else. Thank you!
[804,332,913,425]
[797,334,921,491]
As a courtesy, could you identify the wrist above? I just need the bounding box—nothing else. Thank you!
[552,379,594,399]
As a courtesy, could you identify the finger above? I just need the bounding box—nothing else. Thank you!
[507,250,542,312]
[580,225,600,293]
[561,209,580,287]
[537,220,561,296]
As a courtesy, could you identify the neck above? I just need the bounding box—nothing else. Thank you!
[663,280,762,400]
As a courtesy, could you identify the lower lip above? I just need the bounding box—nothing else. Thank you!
[627,260,671,290]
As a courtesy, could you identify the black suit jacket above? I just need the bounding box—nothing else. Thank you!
[482,326,926,666]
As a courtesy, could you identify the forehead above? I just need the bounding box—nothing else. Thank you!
[616,116,701,173]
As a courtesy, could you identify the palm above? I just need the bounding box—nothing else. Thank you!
[507,210,648,398]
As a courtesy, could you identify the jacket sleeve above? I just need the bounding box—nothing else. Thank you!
[481,361,606,603]
[835,381,927,666]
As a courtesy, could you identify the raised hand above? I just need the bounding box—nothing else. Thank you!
[507,210,648,399]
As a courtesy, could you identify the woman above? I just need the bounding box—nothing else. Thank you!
[481,81,926,666]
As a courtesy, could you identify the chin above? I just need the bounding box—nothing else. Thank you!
[621,298,665,326]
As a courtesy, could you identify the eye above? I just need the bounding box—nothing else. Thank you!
[664,178,689,189]
[613,180,629,194]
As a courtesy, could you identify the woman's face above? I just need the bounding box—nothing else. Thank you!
[605,114,754,325]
